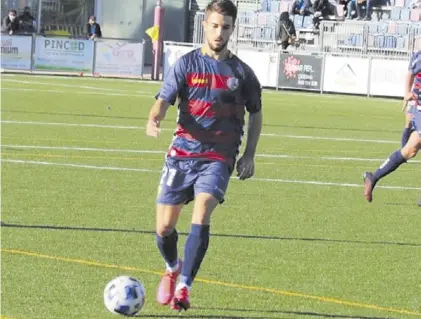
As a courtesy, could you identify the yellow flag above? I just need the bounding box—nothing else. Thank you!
[145,25,159,42]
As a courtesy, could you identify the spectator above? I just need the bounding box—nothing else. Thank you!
[290,0,312,16]
[313,0,335,28]
[86,15,102,40]
[278,11,296,50]
[347,0,374,20]
[2,9,19,35]
[18,6,36,33]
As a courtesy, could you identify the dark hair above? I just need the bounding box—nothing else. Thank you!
[205,0,237,23]
[9,9,17,14]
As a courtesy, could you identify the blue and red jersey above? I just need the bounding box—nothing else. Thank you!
[409,51,421,102]
[156,48,262,167]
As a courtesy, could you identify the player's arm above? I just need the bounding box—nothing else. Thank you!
[404,71,415,102]
[146,58,186,137]
[237,70,262,180]
[243,110,262,158]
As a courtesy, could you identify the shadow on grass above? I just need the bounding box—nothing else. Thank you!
[1,222,420,248]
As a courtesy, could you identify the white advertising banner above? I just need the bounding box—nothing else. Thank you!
[34,37,93,72]
[94,40,144,76]
[163,43,199,78]
[236,50,279,88]
[323,56,369,95]
[1,36,32,70]
[369,59,408,97]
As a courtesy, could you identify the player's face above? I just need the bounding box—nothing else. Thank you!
[203,12,234,53]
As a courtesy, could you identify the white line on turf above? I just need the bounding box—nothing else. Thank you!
[1,120,400,144]
[3,144,420,163]
[1,88,150,98]
[3,159,420,190]
[2,79,150,93]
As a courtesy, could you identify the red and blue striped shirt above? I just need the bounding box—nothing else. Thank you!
[156,48,262,168]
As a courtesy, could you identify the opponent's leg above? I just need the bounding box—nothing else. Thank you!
[364,130,421,202]
[172,161,230,311]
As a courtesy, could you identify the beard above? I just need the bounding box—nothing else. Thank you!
[207,39,228,53]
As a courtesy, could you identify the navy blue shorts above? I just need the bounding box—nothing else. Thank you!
[408,102,421,135]
[156,158,232,206]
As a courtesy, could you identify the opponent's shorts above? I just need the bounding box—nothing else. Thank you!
[156,158,232,206]
[407,101,421,135]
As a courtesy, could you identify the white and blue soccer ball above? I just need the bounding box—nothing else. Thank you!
[103,275,145,316]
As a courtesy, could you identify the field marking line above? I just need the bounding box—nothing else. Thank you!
[1,79,151,93]
[3,144,420,164]
[1,248,420,317]
[2,159,421,191]
[1,120,400,144]
[1,87,150,98]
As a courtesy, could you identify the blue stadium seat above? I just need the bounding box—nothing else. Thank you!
[397,24,408,35]
[396,36,405,48]
[375,35,385,47]
[384,35,397,48]
[401,8,411,21]
[303,15,313,28]
[294,15,304,28]
[390,7,401,20]
[368,23,379,33]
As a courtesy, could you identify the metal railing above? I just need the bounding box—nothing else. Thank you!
[193,10,421,58]
[1,0,94,37]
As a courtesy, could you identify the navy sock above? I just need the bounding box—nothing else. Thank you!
[401,128,412,147]
[373,150,406,183]
[156,229,178,268]
[180,224,210,287]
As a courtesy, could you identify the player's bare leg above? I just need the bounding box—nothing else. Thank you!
[364,131,421,202]
[156,204,183,305]
[171,193,219,311]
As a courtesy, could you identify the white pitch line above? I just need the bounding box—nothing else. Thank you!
[1,87,150,98]
[2,79,151,94]
[3,158,420,191]
[3,144,421,164]
[0,120,400,144]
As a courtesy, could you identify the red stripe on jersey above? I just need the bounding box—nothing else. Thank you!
[209,74,228,90]
[188,100,213,117]
[168,146,227,161]
[186,73,229,90]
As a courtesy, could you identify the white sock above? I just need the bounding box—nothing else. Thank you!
[165,261,179,273]
[176,282,191,292]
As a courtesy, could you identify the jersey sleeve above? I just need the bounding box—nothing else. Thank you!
[155,57,187,105]
[243,67,262,114]
[409,52,421,75]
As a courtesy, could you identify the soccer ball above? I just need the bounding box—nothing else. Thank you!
[103,275,145,316]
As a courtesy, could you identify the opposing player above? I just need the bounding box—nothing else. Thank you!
[146,0,262,311]
[363,51,421,203]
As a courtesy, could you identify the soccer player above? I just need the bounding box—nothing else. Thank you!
[145,0,262,311]
[363,50,421,203]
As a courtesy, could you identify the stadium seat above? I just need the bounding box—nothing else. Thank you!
[390,6,401,20]
[395,0,405,7]
[411,8,421,21]
[303,15,313,28]
[294,15,304,28]
[401,8,411,20]
[384,35,397,48]
[368,23,379,33]
[387,21,397,33]
[396,36,406,48]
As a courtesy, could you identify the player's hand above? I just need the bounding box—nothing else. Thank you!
[404,92,414,102]
[236,155,255,180]
[146,120,161,137]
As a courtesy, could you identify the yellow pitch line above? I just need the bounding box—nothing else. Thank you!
[2,248,420,317]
